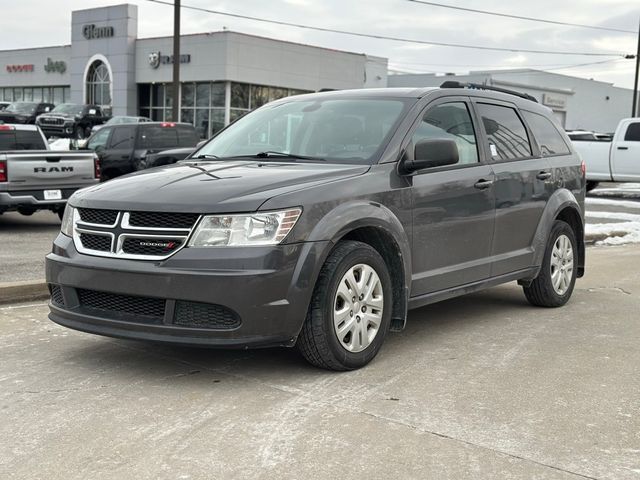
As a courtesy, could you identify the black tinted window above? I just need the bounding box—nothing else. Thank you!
[177,125,199,147]
[109,126,135,150]
[624,122,640,141]
[477,103,532,161]
[0,130,45,150]
[412,102,478,165]
[139,125,179,149]
[522,111,570,156]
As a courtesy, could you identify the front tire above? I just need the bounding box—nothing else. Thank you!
[523,220,577,307]
[297,241,392,371]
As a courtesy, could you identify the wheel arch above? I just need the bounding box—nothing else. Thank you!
[304,201,411,331]
[529,189,585,280]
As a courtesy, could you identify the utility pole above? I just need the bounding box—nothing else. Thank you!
[632,17,640,117]
[172,0,181,122]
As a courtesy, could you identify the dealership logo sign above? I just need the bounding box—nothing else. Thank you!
[82,24,115,40]
[148,51,191,69]
[44,58,67,74]
[6,64,34,73]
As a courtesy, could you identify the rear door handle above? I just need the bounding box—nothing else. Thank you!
[617,146,629,150]
[536,171,552,180]
[474,179,493,189]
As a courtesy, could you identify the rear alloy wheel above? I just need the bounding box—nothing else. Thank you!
[523,220,577,307]
[297,241,392,370]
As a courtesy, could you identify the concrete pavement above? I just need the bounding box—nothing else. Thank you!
[1,244,639,479]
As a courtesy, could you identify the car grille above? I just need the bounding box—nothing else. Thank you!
[77,288,166,322]
[174,301,241,329]
[78,208,118,225]
[79,232,112,252]
[128,211,199,229]
[49,284,65,307]
[39,117,64,125]
[73,209,200,260]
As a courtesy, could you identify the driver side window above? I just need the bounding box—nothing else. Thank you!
[87,127,111,151]
[412,102,479,165]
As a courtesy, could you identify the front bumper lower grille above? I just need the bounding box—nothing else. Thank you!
[49,285,242,330]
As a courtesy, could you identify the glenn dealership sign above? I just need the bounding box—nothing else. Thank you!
[82,24,115,40]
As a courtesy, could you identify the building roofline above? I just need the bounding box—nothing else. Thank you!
[0,44,71,54]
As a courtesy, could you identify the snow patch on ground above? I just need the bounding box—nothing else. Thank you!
[586,221,640,246]
[586,197,640,209]
[586,211,640,222]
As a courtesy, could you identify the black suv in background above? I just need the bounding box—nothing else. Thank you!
[0,102,55,124]
[83,121,199,180]
[47,84,586,370]
[37,104,108,139]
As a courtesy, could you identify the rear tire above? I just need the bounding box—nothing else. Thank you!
[297,241,392,371]
[586,181,599,192]
[523,220,577,307]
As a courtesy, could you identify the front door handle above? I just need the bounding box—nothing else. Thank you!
[536,171,552,180]
[617,146,629,150]
[474,179,493,189]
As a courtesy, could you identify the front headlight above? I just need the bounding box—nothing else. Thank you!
[188,208,302,247]
[60,205,75,237]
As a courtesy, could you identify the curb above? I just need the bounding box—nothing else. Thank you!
[0,280,49,305]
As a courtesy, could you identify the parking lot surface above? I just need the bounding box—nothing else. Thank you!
[1,244,639,479]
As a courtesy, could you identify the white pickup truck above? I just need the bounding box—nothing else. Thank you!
[0,124,99,219]
[570,118,640,191]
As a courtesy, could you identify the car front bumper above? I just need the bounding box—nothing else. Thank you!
[45,234,330,348]
[0,186,93,211]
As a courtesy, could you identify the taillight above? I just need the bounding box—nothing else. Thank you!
[93,154,101,179]
[0,125,14,131]
[160,122,175,128]
[0,160,7,182]
[580,160,586,177]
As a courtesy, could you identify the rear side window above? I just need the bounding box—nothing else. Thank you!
[109,126,135,150]
[477,103,532,161]
[522,111,570,156]
[177,125,199,147]
[412,102,479,165]
[138,125,179,149]
[0,130,46,150]
[624,122,640,141]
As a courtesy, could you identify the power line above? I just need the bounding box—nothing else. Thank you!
[141,0,630,57]
[389,58,623,69]
[407,0,637,34]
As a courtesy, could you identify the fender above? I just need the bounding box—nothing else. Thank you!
[304,200,412,330]
[524,188,585,280]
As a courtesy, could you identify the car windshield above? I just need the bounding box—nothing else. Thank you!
[52,104,84,115]
[196,97,410,164]
[6,102,38,114]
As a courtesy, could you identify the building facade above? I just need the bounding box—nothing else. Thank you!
[389,69,635,133]
[0,3,388,138]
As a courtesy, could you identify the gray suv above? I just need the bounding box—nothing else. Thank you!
[46,83,585,370]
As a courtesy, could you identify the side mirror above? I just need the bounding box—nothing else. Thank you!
[402,138,459,173]
[88,109,97,115]
[44,106,51,113]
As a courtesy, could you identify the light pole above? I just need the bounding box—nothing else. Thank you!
[172,0,181,122]
[632,18,640,117]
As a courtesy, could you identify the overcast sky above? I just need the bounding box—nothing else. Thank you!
[2,0,639,88]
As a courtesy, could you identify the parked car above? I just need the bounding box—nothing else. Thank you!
[143,140,208,169]
[82,121,199,180]
[570,117,640,191]
[0,101,11,111]
[36,104,108,139]
[46,83,585,370]
[0,101,55,125]
[90,115,152,134]
[0,124,100,219]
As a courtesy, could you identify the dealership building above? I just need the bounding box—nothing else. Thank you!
[0,3,387,138]
[388,70,636,132]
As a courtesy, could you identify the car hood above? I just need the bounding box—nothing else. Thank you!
[71,160,370,213]
[38,113,75,120]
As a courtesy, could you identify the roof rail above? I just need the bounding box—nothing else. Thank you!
[440,80,538,103]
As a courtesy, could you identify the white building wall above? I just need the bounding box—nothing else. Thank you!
[388,70,635,133]
[0,45,70,88]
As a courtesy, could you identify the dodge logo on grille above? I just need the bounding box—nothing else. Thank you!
[138,240,178,249]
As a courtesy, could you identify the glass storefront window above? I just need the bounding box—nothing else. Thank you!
[181,83,194,108]
[151,84,163,108]
[250,85,269,109]
[211,82,225,107]
[165,85,173,109]
[196,83,210,108]
[230,108,249,123]
[23,88,33,102]
[269,87,288,101]
[180,108,194,125]
[53,87,64,105]
[231,83,249,109]
[138,84,150,108]
[14,89,22,101]
[210,108,225,135]
[195,108,209,138]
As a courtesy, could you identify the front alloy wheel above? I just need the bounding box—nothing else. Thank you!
[333,263,384,353]
[550,234,574,295]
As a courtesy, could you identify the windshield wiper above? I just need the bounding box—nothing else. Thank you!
[254,151,325,161]
[192,154,220,159]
